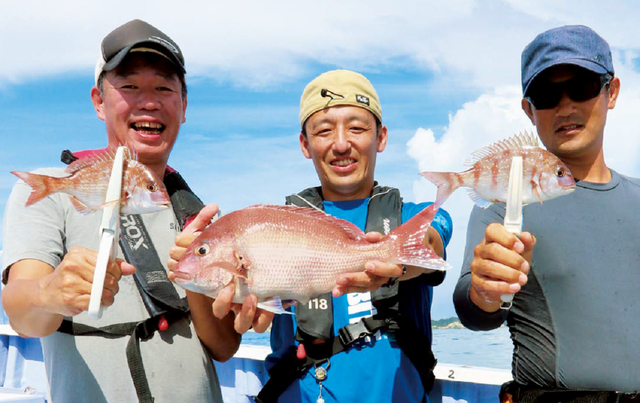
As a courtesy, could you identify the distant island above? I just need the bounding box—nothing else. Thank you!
[432,317,465,329]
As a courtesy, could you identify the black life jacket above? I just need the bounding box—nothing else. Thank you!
[287,183,403,342]
[57,149,205,403]
[256,183,438,403]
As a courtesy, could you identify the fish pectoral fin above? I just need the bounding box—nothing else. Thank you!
[257,296,294,315]
[69,196,94,215]
[531,180,544,205]
[466,189,493,209]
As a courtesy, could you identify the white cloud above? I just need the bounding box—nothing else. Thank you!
[3,0,638,91]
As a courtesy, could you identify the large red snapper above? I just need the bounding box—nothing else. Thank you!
[12,147,171,214]
[173,204,449,313]
[420,131,576,209]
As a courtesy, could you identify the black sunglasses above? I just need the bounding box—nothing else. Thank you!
[526,73,612,110]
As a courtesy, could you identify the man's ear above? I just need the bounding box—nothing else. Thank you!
[377,125,388,153]
[607,77,620,110]
[299,132,312,159]
[182,95,187,124]
[91,86,106,122]
[521,98,535,125]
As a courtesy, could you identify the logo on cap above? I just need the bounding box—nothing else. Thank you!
[356,94,370,106]
[148,36,179,55]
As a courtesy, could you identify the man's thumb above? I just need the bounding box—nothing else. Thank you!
[117,260,137,276]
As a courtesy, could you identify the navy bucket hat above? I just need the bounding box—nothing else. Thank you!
[521,25,614,96]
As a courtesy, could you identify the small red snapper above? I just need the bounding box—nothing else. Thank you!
[420,131,576,209]
[174,204,449,313]
[12,147,171,214]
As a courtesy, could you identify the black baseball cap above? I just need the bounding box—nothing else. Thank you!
[94,19,185,83]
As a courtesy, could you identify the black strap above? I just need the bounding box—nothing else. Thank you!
[120,213,188,317]
[59,310,188,403]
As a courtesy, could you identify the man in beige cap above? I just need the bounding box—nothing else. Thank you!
[258,69,453,403]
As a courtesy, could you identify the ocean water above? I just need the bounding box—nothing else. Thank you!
[242,326,513,370]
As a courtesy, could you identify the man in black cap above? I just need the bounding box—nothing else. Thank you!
[454,25,640,401]
[2,19,237,402]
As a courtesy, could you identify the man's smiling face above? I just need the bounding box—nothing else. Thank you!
[92,52,187,170]
[523,65,619,164]
[300,105,387,201]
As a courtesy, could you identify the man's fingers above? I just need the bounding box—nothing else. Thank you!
[116,260,136,276]
[212,283,235,319]
[476,241,528,272]
[252,310,276,333]
[234,294,258,334]
[364,231,384,243]
[184,204,219,235]
[485,223,524,253]
[472,258,527,285]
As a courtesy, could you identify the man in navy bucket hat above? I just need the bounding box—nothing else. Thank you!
[454,25,640,402]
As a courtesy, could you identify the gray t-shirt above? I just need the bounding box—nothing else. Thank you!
[3,167,222,403]
[454,169,640,391]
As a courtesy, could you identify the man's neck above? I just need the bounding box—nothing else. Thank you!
[320,183,374,202]
[563,150,611,183]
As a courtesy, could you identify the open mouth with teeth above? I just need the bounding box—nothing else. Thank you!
[331,158,356,167]
[131,121,165,135]
[556,124,582,133]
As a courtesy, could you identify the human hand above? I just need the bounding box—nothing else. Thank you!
[469,223,536,311]
[39,246,136,317]
[332,231,405,297]
[167,204,219,277]
[211,282,278,334]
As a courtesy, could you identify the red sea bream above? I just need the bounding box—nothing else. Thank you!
[420,131,576,209]
[173,204,450,313]
[12,147,171,214]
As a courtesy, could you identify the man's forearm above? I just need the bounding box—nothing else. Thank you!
[2,278,63,337]
[186,291,241,362]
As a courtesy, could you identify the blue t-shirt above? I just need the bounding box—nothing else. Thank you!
[267,200,452,403]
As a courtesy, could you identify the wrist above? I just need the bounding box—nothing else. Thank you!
[469,286,501,313]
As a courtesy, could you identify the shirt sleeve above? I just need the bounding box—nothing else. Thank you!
[453,204,507,330]
[2,173,66,284]
[402,202,452,286]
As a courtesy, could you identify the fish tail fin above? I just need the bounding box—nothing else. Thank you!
[387,204,451,271]
[419,171,461,209]
[11,171,58,206]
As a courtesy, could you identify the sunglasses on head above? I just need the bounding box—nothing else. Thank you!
[525,73,612,110]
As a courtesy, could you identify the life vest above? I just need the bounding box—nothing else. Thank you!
[57,149,205,403]
[256,183,438,403]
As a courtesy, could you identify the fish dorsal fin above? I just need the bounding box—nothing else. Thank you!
[65,147,135,174]
[466,188,494,209]
[245,204,365,241]
[464,130,539,167]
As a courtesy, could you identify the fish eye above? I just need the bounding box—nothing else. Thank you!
[556,166,566,178]
[196,244,210,257]
[147,182,158,192]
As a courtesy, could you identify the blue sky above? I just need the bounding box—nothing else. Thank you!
[2,0,640,320]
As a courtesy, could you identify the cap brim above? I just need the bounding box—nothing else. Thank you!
[102,41,185,74]
[524,59,609,96]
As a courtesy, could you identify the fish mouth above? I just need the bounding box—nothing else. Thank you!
[172,270,193,283]
[130,121,165,136]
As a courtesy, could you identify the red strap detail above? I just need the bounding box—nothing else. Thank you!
[296,343,306,360]
[158,315,169,331]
